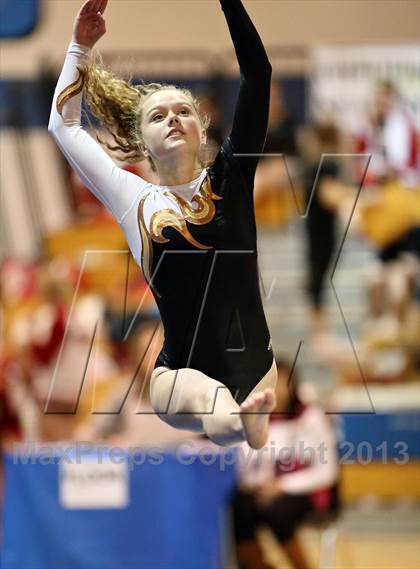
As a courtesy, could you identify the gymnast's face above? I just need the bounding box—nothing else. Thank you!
[140,90,205,165]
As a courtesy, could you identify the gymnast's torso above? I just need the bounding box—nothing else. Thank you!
[127,139,273,401]
[49,0,273,402]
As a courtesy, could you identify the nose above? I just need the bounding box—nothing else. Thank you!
[168,112,180,125]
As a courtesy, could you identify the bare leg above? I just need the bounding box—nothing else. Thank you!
[281,535,312,569]
[150,366,245,445]
[150,359,277,449]
[236,538,275,569]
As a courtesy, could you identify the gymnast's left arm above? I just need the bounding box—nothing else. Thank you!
[219,0,272,180]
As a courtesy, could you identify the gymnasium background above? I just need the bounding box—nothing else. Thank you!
[1,1,419,568]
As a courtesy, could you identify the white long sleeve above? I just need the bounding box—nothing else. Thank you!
[48,41,149,225]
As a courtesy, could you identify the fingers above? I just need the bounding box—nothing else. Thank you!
[79,12,104,31]
[90,0,103,14]
[79,0,106,16]
[84,12,105,22]
[99,0,108,15]
[79,0,95,16]
[92,0,108,15]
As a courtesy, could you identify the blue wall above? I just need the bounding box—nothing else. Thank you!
[0,0,40,38]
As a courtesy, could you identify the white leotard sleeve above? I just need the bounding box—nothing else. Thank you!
[48,41,149,224]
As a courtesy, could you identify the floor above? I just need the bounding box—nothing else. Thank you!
[260,503,420,569]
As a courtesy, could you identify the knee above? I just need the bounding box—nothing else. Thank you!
[149,370,181,430]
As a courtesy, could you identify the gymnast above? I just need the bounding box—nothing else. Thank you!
[48,0,277,449]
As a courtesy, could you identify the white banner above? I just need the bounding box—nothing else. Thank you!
[310,44,420,134]
[60,459,129,509]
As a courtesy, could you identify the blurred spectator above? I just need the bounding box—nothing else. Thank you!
[353,176,419,381]
[298,119,419,374]
[1,254,165,444]
[359,258,420,383]
[0,347,22,523]
[75,319,198,446]
[300,120,350,337]
[0,360,21,448]
[6,259,118,441]
[254,80,302,228]
[0,259,43,442]
[0,283,21,534]
[358,177,420,264]
[232,359,339,569]
[355,79,418,187]
[1,285,19,447]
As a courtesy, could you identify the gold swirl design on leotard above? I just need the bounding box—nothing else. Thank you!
[149,209,212,249]
[56,66,86,117]
[150,173,222,248]
[165,174,223,225]
[137,174,222,292]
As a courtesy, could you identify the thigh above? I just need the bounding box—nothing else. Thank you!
[263,493,313,542]
[149,365,233,431]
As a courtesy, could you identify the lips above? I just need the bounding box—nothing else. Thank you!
[167,128,185,138]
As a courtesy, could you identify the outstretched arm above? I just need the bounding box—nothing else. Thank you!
[220,0,272,180]
[48,0,148,224]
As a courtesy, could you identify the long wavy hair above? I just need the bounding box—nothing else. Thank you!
[82,51,211,170]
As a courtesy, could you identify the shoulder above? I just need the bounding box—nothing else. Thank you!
[119,178,163,225]
[210,137,241,176]
[209,136,256,196]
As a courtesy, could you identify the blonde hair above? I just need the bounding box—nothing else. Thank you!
[82,52,210,169]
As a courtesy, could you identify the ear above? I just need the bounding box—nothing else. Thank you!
[140,143,148,157]
[201,131,207,145]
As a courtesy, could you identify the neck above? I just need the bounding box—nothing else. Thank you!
[156,154,203,187]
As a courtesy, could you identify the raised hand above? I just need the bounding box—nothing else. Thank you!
[72,0,108,48]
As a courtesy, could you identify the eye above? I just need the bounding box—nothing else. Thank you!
[151,113,163,122]
[180,108,190,115]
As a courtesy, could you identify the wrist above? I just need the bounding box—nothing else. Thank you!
[68,39,92,56]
